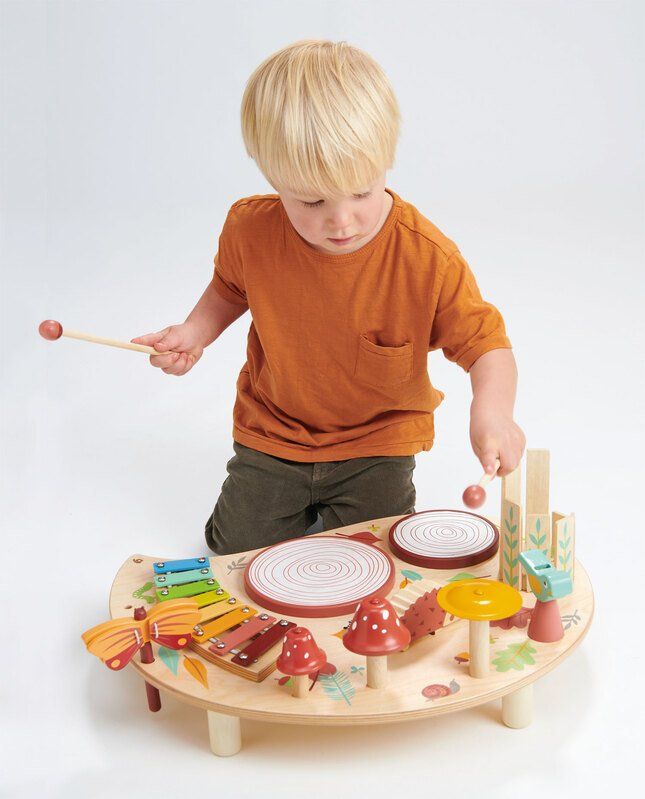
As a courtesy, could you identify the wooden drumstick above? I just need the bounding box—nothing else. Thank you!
[462,458,501,509]
[38,320,170,356]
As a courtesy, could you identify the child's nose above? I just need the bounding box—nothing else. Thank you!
[327,208,353,232]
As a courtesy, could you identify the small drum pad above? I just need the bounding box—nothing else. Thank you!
[388,510,499,569]
[244,536,396,618]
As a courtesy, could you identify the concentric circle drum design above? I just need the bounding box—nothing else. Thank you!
[388,509,499,569]
[244,536,396,618]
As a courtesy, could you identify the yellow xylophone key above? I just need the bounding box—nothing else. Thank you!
[192,606,257,642]
[192,588,231,609]
[198,597,239,624]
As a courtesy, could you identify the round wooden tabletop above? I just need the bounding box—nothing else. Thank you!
[109,514,594,726]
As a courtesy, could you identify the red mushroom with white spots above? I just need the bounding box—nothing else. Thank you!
[342,596,411,688]
[276,626,327,698]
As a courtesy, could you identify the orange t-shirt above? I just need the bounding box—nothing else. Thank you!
[212,187,511,462]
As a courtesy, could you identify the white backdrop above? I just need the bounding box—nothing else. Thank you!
[1,1,643,796]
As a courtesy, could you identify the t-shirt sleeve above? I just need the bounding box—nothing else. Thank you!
[212,204,249,307]
[429,250,512,372]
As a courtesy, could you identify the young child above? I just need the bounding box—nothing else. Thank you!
[133,39,525,555]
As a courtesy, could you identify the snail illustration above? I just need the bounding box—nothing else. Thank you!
[422,679,460,700]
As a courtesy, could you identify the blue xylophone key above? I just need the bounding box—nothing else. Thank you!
[153,557,209,575]
[154,566,214,588]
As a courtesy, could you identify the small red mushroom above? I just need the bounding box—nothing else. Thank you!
[38,320,63,340]
[342,596,411,688]
[276,626,327,698]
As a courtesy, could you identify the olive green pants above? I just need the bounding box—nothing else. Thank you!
[204,442,416,555]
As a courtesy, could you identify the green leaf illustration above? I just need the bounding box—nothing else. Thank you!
[446,572,479,582]
[401,569,422,582]
[503,569,518,586]
[318,670,355,706]
[493,640,537,672]
[158,646,180,675]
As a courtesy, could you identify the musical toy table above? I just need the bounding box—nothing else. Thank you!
[108,515,594,756]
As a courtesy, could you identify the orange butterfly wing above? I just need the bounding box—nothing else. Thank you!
[82,618,147,670]
[147,599,200,650]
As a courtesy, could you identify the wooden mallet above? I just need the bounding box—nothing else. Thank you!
[462,458,501,509]
[38,320,169,355]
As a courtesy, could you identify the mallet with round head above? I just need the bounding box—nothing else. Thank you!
[462,458,501,509]
[38,320,169,355]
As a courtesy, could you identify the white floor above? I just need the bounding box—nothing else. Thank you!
[2,2,643,796]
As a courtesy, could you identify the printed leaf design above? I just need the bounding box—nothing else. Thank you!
[183,655,209,688]
[158,646,180,675]
[561,610,581,630]
[503,566,518,586]
[226,556,247,574]
[401,569,422,581]
[504,505,517,534]
[446,572,478,582]
[528,517,548,553]
[132,582,157,604]
[399,568,423,589]
[350,665,365,673]
[318,670,355,706]
[492,640,537,672]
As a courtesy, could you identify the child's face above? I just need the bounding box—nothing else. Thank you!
[276,172,391,254]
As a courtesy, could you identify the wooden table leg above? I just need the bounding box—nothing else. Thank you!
[501,683,533,728]
[207,711,242,756]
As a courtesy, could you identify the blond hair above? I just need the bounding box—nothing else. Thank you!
[240,40,401,199]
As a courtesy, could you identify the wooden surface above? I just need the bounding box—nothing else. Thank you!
[108,514,594,726]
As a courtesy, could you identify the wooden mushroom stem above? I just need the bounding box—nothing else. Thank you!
[468,620,490,678]
[292,674,310,698]
[366,654,388,688]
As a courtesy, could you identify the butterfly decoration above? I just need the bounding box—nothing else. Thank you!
[81,599,200,671]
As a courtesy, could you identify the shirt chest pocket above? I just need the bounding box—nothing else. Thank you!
[354,334,414,388]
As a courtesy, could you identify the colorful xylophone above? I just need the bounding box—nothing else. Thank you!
[153,556,296,682]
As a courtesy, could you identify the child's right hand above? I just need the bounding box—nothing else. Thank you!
[131,322,204,376]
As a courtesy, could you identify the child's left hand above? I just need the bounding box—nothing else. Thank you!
[469,404,526,477]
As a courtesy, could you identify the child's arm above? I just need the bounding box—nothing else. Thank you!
[132,279,248,376]
[469,348,525,476]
